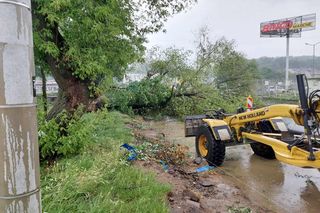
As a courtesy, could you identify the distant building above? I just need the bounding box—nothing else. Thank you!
[118,73,146,85]
[35,79,59,95]
[308,74,320,92]
[256,79,296,97]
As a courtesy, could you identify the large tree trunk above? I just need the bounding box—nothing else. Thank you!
[46,66,92,120]
[44,38,94,119]
[32,9,103,120]
[42,23,97,119]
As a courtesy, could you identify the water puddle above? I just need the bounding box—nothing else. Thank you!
[147,119,320,213]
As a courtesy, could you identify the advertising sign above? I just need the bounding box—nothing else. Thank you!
[260,13,316,37]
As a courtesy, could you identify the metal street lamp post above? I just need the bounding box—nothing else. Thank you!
[305,42,320,75]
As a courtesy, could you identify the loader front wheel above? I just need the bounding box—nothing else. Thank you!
[250,142,275,159]
[196,126,225,166]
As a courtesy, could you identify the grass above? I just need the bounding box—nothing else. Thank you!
[41,111,170,213]
[228,206,251,213]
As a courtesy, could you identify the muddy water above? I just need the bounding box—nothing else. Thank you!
[147,118,320,213]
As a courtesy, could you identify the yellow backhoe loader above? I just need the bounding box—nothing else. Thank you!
[185,74,320,168]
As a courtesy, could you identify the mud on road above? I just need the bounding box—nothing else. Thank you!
[129,117,274,213]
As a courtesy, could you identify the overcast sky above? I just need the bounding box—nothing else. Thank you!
[146,0,320,59]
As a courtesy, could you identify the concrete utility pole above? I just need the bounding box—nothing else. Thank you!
[0,0,41,212]
[305,42,320,75]
[285,33,290,91]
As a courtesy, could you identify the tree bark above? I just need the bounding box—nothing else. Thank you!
[46,65,92,120]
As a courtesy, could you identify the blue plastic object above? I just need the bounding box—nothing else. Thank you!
[121,143,138,161]
[121,143,136,151]
[127,152,138,161]
[196,165,215,173]
[160,160,169,172]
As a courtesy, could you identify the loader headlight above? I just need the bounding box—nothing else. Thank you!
[270,118,288,132]
[212,126,231,141]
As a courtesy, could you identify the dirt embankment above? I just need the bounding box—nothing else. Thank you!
[128,118,273,213]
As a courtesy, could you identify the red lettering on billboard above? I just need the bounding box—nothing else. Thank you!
[262,21,293,33]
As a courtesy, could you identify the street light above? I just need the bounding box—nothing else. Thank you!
[305,42,320,75]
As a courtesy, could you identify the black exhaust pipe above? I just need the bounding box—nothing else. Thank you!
[296,74,315,161]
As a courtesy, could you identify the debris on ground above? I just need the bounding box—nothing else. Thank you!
[131,124,190,165]
[228,206,252,213]
[196,165,215,173]
[198,177,215,187]
[193,157,203,165]
[160,160,169,172]
[186,199,201,208]
[120,143,138,161]
[126,118,274,213]
[183,189,200,202]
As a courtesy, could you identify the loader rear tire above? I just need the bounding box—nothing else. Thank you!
[196,126,225,166]
[250,142,275,159]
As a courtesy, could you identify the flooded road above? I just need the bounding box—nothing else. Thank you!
[147,119,320,213]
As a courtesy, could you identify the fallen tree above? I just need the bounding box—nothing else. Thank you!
[108,33,260,117]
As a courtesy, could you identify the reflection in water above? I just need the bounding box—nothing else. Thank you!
[248,154,285,187]
[224,146,285,212]
[148,119,320,213]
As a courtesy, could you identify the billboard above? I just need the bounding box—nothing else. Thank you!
[260,13,316,38]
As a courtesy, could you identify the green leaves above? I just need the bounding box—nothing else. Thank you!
[108,77,172,114]
[32,0,197,98]
[212,40,259,97]
[195,28,259,98]
[38,106,88,160]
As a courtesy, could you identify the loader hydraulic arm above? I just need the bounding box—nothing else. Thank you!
[224,104,304,127]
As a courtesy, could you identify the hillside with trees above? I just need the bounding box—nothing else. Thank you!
[254,56,320,80]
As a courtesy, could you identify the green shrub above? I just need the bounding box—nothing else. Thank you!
[38,106,92,160]
[38,118,61,159]
[41,111,171,212]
